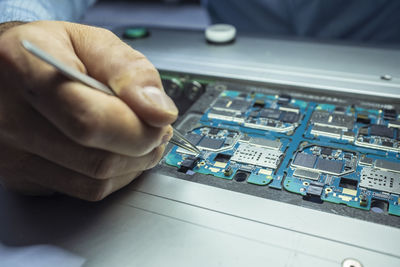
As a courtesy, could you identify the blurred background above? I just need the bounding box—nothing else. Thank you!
[82,0,209,29]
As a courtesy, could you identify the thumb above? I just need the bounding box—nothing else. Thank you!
[65,23,178,127]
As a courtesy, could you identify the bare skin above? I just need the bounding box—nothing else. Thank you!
[0,21,178,201]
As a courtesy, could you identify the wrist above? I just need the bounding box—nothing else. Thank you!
[0,21,25,36]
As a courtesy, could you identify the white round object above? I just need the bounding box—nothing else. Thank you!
[205,24,236,43]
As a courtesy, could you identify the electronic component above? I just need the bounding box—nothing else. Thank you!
[164,87,400,217]
[306,185,323,197]
[360,168,400,194]
[214,153,232,163]
[375,159,400,173]
[291,145,355,176]
[277,94,291,105]
[310,110,354,130]
[253,99,265,108]
[360,194,368,207]
[359,157,373,166]
[293,169,320,180]
[231,143,282,169]
[208,128,220,135]
[224,166,233,176]
[248,137,282,150]
[198,137,225,150]
[339,177,358,190]
[315,158,344,175]
[321,147,333,156]
[310,125,342,139]
[292,153,317,169]
[280,112,300,123]
[259,108,281,119]
[234,170,250,182]
[356,114,371,124]
[184,133,203,145]
[383,109,397,121]
[370,125,394,139]
[178,156,200,173]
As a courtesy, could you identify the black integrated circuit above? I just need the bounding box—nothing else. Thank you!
[293,153,317,168]
[198,137,225,150]
[214,153,232,163]
[370,125,394,139]
[315,158,343,174]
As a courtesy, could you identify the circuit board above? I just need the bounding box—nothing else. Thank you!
[164,87,400,217]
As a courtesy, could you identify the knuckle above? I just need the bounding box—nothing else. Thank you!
[84,179,111,202]
[145,146,164,170]
[69,111,102,146]
[91,153,119,179]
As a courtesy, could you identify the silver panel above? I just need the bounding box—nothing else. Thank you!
[124,28,400,100]
[248,137,282,150]
[293,169,320,180]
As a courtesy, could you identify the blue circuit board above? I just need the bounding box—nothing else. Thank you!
[165,90,400,216]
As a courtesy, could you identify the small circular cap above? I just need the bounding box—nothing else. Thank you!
[123,27,150,39]
[205,24,236,44]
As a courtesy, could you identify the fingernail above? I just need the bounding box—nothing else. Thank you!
[141,86,178,115]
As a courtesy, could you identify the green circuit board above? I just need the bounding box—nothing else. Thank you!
[165,89,400,216]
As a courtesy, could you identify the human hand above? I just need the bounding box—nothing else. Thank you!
[0,21,178,201]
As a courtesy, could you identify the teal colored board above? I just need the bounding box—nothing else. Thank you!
[165,89,400,216]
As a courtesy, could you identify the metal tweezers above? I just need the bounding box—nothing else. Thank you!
[21,40,201,155]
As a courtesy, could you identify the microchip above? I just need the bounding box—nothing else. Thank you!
[382,140,394,147]
[253,99,265,108]
[213,98,230,109]
[359,127,368,136]
[178,156,200,173]
[198,137,224,150]
[184,133,203,145]
[214,153,231,163]
[359,157,373,166]
[334,106,346,113]
[321,147,333,156]
[370,125,394,139]
[330,114,354,129]
[280,112,300,123]
[277,94,291,105]
[249,111,259,117]
[292,153,317,168]
[315,158,343,174]
[339,177,358,190]
[383,109,397,121]
[229,99,250,112]
[227,133,236,138]
[259,108,281,119]
[356,114,371,124]
[375,159,400,173]
[344,153,352,160]
[310,110,330,123]
[208,128,220,135]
